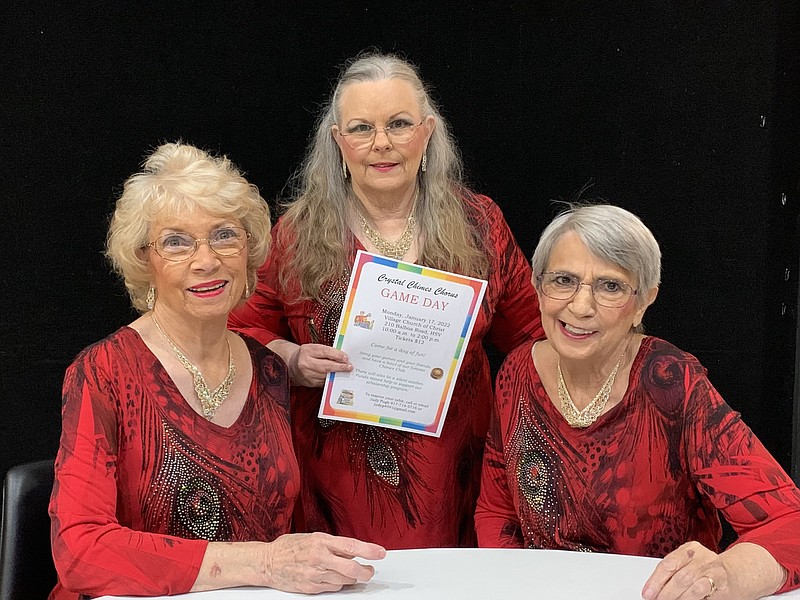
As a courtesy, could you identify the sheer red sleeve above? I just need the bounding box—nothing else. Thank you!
[684,365,800,593]
[49,342,207,598]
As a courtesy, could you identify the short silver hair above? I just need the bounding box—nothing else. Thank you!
[532,204,661,307]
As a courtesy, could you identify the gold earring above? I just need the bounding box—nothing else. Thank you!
[421,153,427,172]
[342,156,348,179]
[146,285,155,310]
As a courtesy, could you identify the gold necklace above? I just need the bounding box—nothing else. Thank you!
[151,314,235,420]
[355,191,418,260]
[557,345,628,428]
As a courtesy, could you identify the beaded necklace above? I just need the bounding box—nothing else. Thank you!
[355,190,418,260]
[556,339,630,428]
[151,314,235,420]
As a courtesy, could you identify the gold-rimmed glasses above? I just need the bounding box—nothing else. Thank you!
[537,271,638,308]
[337,119,424,149]
[144,226,250,262]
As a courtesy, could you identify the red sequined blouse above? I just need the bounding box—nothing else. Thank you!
[476,337,800,594]
[49,328,299,599]
[229,193,544,549]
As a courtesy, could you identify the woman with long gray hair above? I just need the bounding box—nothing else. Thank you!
[230,51,543,548]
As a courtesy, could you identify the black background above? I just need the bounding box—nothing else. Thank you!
[3,2,799,484]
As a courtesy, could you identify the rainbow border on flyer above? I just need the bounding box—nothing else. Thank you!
[320,252,485,433]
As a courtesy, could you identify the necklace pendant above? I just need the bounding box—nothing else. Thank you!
[150,314,236,421]
[355,191,418,260]
[556,353,625,428]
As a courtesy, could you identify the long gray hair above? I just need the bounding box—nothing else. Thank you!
[278,51,488,300]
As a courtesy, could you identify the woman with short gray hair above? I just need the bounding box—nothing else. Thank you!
[476,203,800,600]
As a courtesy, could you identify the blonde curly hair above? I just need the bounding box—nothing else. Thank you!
[106,142,271,312]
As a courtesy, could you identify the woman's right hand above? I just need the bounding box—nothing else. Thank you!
[263,532,386,594]
[268,340,352,387]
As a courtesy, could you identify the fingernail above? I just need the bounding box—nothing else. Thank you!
[642,588,653,599]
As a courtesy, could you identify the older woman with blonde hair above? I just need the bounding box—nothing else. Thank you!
[476,203,800,600]
[49,142,384,599]
[230,52,543,549]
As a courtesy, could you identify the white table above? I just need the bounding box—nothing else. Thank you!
[99,547,800,599]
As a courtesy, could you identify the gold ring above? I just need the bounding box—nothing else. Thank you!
[703,576,717,598]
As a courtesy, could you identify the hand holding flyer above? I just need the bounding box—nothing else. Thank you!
[319,251,487,437]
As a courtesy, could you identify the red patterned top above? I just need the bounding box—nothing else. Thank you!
[476,337,800,594]
[229,194,543,549]
[49,328,299,599]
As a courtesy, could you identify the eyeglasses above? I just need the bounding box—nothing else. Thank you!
[537,271,638,308]
[144,226,250,262]
[337,119,424,149]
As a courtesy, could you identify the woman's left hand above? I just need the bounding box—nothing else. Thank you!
[642,540,786,600]
[642,541,726,600]
[288,343,352,387]
[267,340,353,387]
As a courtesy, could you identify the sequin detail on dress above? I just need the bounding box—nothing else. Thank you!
[510,408,559,534]
[177,476,222,539]
[366,441,400,486]
[148,421,229,541]
[516,450,549,513]
[314,270,351,346]
[314,271,351,430]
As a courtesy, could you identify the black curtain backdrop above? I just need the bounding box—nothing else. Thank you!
[3,2,799,483]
